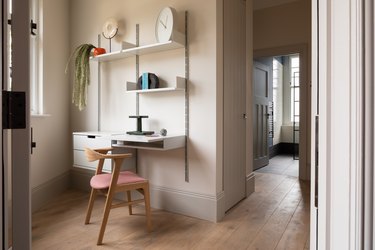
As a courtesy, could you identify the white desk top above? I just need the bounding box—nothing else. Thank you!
[110,134,184,143]
[73,131,125,137]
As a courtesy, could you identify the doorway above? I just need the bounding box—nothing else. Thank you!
[253,44,308,181]
[254,54,300,176]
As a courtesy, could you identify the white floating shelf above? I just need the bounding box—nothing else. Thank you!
[91,33,185,62]
[126,76,186,94]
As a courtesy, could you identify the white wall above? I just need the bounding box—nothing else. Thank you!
[281,125,299,143]
[30,0,71,211]
[273,58,283,145]
[281,55,299,144]
[70,0,221,220]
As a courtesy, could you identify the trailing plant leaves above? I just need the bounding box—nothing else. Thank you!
[69,44,95,111]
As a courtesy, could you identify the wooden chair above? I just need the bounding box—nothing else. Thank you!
[84,147,152,245]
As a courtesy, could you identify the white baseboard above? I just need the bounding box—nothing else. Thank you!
[216,191,226,221]
[151,185,225,222]
[70,167,94,192]
[32,171,70,212]
[70,168,225,222]
[246,172,255,197]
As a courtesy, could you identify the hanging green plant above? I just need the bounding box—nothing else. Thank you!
[66,43,96,111]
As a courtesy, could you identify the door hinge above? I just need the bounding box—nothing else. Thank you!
[31,127,36,154]
[2,91,26,129]
[30,19,37,36]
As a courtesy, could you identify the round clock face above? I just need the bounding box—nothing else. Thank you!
[155,7,176,43]
[102,18,119,39]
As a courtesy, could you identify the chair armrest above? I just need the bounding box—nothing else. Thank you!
[94,147,114,154]
[102,153,133,160]
[85,148,132,163]
[93,148,132,159]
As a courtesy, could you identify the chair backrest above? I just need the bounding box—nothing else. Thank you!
[85,148,106,162]
[84,148,133,175]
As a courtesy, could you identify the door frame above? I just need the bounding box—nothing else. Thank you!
[311,0,363,249]
[253,44,310,181]
[1,0,5,247]
[8,0,31,248]
[363,0,374,248]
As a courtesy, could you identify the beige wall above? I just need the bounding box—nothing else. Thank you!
[30,0,71,211]
[253,0,311,50]
[70,0,220,219]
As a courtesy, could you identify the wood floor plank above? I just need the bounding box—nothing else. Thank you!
[274,200,310,250]
[247,183,303,250]
[223,173,288,221]
[32,173,310,250]
[195,176,298,250]
[275,182,310,250]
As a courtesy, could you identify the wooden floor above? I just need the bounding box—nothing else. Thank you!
[256,155,299,177]
[32,172,310,250]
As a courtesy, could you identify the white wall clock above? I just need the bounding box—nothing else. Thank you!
[155,7,177,43]
[102,18,119,39]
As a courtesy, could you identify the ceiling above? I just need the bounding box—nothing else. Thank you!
[253,0,300,10]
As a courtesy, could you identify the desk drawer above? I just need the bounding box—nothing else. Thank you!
[73,134,111,150]
[73,150,112,172]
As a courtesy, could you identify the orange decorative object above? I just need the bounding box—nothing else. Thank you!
[93,47,106,56]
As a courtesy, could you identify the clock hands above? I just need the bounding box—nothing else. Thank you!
[159,19,167,29]
[160,14,170,30]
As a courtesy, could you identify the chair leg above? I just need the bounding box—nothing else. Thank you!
[143,184,152,232]
[97,189,115,245]
[85,189,97,225]
[126,191,133,215]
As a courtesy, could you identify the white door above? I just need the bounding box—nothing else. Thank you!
[2,0,31,248]
[253,61,270,170]
[223,0,246,211]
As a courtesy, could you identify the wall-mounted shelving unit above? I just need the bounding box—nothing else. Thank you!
[89,11,190,182]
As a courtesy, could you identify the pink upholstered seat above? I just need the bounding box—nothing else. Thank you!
[90,171,147,189]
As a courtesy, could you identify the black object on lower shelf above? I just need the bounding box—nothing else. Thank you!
[126,131,154,135]
[127,115,154,135]
[137,73,160,90]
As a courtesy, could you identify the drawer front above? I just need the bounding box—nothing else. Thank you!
[73,150,112,172]
[73,134,111,150]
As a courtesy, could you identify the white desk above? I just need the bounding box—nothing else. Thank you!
[109,134,185,151]
[73,132,185,172]
[73,132,122,172]
[73,132,185,151]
